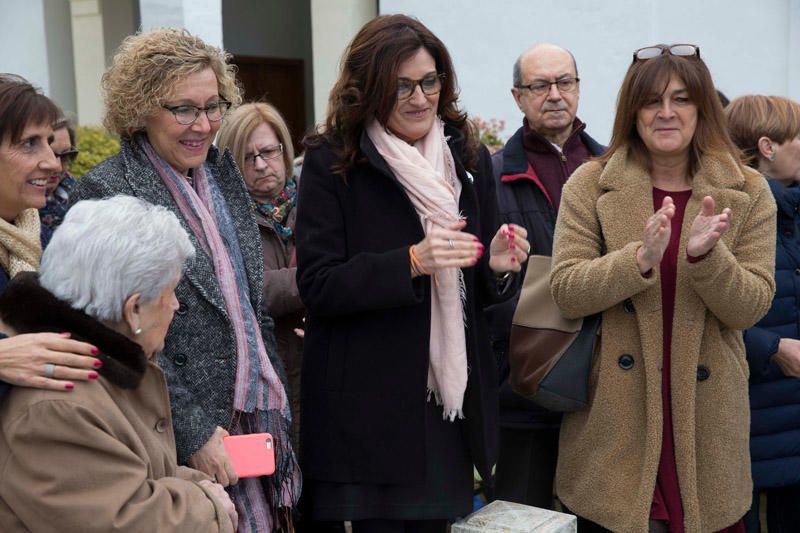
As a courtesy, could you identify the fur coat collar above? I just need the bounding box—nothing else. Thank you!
[0,272,147,388]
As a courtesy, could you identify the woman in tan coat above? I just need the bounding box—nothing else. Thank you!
[0,196,237,532]
[550,45,776,533]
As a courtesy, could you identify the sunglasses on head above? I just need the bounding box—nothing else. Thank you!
[633,44,700,63]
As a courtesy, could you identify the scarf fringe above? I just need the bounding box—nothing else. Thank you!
[426,387,465,421]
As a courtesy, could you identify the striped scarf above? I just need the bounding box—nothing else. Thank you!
[141,139,300,531]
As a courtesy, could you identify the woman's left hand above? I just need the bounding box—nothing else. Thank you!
[489,223,530,273]
[687,196,732,257]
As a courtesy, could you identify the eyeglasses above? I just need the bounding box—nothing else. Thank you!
[244,144,283,167]
[397,73,446,100]
[162,100,232,125]
[633,44,700,62]
[54,148,79,166]
[515,77,580,97]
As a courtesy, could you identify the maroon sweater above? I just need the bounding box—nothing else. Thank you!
[650,188,744,533]
[521,118,591,211]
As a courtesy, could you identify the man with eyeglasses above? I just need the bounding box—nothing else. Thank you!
[487,42,605,509]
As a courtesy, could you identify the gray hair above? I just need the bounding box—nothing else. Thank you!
[513,44,579,87]
[40,196,195,322]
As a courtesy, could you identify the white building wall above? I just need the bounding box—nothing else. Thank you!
[380,0,800,144]
[1,0,51,94]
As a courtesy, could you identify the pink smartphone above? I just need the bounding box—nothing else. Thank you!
[223,433,275,478]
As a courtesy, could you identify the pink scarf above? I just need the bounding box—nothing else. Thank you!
[366,117,468,421]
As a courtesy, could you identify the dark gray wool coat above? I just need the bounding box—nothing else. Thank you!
[69,138,282,464]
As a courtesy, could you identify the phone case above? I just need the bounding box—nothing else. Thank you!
[223,433,276,478]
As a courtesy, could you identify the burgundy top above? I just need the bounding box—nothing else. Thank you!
[521,118,591,211]
[649,188,744,533]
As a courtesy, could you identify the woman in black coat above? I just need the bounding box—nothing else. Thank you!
[296,14,529,532]
[727,95,800,533]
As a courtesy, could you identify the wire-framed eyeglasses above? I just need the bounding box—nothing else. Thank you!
[244,144,284,167]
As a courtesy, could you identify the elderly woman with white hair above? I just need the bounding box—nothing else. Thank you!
[0,196,237,533]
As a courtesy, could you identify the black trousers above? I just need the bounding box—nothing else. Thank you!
[351,519,448,533]
[744,484,800,533]
[494,426,559,509]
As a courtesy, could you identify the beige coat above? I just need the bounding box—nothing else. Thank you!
[0,333,234,533]
[550,150,776,532]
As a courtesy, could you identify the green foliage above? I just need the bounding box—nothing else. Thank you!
[471,116,506,151]
[71,126,120,178]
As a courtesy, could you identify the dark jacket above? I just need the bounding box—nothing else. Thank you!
[296,127,511,485]
[69,138,281,464]
[487,123,605,428]
[255,193,304,450]
[745,178,800,490]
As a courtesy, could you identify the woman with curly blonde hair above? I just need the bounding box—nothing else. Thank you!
[70,28,300,532]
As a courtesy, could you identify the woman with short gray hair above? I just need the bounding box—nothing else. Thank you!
[0,195,238,532]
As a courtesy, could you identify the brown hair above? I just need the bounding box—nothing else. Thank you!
[305,14,478,176]
[0,73,59,145]
[216,101,295,178]
[726,95,800,168]
[597,49,741,176]
[102,28,241,139]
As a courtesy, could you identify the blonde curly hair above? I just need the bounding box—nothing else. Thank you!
[102,28,242,139]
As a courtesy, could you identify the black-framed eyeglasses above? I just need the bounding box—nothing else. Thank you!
[162,100,232,125]
[54,148,79,166]
[397,73,446,100]
[515,77,580,97]
[244,144,283,167]
[633,44,700,63]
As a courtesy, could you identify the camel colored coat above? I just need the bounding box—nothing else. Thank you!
[550,150,776,532]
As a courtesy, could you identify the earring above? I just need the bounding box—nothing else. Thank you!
[133,327,142,335]
[770,153,777,161]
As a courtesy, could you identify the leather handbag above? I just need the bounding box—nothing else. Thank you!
[509,254,600,412]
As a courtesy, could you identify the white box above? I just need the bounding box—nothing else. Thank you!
[452,500,578,533]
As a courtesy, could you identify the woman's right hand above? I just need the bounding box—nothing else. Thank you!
[411,220,483,276]
[0,332,101,391]
[197,479,238,528]
[773,338,800,377]
[636,196,675,274]
[187,426,239,487]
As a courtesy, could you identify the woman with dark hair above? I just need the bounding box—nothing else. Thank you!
[296,14,528,532]
[727,95,800,533]
[550,46,776,532]
[0,73,100,396]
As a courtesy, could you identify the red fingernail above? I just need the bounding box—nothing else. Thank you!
[478,243,485,250]
[88,371,98,380]
[509,233,515,240]
[60,332,71,338]
[473,237,480,242]
[93,359,103,368]
[472,258,478,264]
[511,256,517,263]
[65,383,74,390]
[91,347,99,356]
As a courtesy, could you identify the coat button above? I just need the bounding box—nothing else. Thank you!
[618,354,635,370]
[795,269,800,276]
[623,299,635,314]
[697,365,711,381]
[155,419,167,433]
[173,353,187,366]
[176,301,188,316]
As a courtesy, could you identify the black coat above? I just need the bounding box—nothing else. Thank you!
[295,127,511,485]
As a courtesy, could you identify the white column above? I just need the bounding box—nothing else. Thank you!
[139,0,223,48]
[789,0,800,100]
[69,0,106,126]
[1,0,50,94]
[310,0,377,125]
